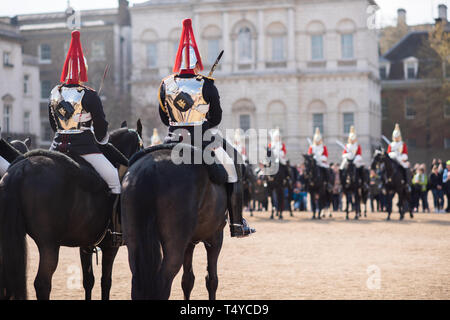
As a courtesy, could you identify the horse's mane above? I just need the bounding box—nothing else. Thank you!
[128,143,191,167]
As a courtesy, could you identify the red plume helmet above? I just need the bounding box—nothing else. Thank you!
[60,30,88,84]
[173,18,203,73]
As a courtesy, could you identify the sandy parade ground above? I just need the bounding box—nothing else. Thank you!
[22,207,450,300]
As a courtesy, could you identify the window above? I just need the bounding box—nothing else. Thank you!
[41,80,52,99]
[445,138,450,149]
[311,35,323,60]
[341,34,354,59]
[271,36,285,62]
[445,101,450,118]
[406,62,416,79]
[405,97,416,119]
[381,97,388,119]
[3,104,12,133]
[407,139,417,149]
[313,113,324,135]
[23,75,30,95]
[239,114,251,132]
[3,52,12,67]
[379,66,386,79]
[23,111,31,133]
[207,39,220,66]
[91,41,105,61]
[238,27,252,62]
[146,43,157,68]
[343,112,354,134]
[39,44,51,63]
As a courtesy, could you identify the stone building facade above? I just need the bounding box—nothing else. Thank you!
[14,0,131,147]
[130,0,381,164]
[0,19,40,146]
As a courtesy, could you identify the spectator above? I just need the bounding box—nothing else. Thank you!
[413,166,429,213]
[369,169,382,212]
[293,182,307,211]
[429,165,444,213]
[331,163,341,211]
[443,160,450,213]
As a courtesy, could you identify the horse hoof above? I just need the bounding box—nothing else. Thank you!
[270,215,274,220]
[312,216,316,219]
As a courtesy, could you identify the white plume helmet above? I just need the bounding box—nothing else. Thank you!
[348,125,357,142]
[392,123,402,140]
[313,127,322,144]
[271,127,281,142]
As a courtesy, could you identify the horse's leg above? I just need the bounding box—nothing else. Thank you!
[159,242,186,299]
[181,242,196,300]
[278,188,283,220]
[34,245,60,300]
[79,248,94,300]
[100,244,119,300]
[386,193,392,220]
[345,192,350,220]
[354,191,360,220]
[205,230,224,300]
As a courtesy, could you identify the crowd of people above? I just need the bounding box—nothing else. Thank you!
[244,158,450,215]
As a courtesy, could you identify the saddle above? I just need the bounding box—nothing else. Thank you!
[129,143,229,185]
[12,149,108,193]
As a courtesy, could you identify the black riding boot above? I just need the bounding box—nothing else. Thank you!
[227,182,255,238]
[110,194,123,247]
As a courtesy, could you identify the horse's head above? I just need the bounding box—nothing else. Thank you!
[109,119,144,158]
[10,137,31,154]
[371,147,385,170]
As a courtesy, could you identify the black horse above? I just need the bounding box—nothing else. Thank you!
[121,143,234,300]
[0,121,143,300]
[266,163,289,220]
[371,149,413,220]
[340,159,363,220]
[303,154,330,219]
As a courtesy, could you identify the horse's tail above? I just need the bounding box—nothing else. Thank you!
[124,161,162,299]
[0,164,27,299]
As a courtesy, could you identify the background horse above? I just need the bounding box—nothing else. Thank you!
[243,162,257,216]
[303,154,329,219]
[0,121,143,300]
[371,149,413,220]
[78,120,144,300]
[122,144,231,300]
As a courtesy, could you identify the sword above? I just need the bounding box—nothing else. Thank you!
[98,64,110,95]
[208,50,224,77]
[335,140,349,153]
[381,135,391,145]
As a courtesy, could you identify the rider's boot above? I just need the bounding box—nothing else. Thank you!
[227,182,255,238]
[110,193,123,247]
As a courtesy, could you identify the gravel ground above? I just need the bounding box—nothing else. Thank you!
[24,209,450,300]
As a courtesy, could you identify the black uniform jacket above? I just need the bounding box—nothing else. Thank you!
[158,73,222,141]
[48,83,108,155]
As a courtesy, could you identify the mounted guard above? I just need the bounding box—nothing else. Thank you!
[158,18,254,237]
[48,30,125,246]
[387,123,410,184]
[340,126,365,183]
[268,128,287,165]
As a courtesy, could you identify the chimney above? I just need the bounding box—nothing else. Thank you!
[397,8,407,26]
[438,4,447,22]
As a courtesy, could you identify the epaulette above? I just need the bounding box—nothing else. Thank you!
[197,74,215,82]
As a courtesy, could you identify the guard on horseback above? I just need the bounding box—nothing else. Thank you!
[268,128,287,165]
[340,126,365,183]
[387,123,411,185]
[48,30,124,246]
[158,18,255,238]
[308,127,332,189]
[0,130,10,175]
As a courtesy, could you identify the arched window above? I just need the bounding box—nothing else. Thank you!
[202,25,222,67]
[141,29,158,69]
[337,19,356,60]
[238,27,252,62]
[306,21,326,61]
[266,22,287,66]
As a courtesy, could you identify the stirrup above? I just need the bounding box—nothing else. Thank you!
[230,219,256,238]
[109,230,123,247]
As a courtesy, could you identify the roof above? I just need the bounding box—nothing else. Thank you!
[381,30,443,80]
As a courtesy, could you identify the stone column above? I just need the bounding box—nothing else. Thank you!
[257,10,265,70]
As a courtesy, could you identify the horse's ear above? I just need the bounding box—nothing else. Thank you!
[24,137,31,148]
[136,119,143,137]
[121,121,128,128]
